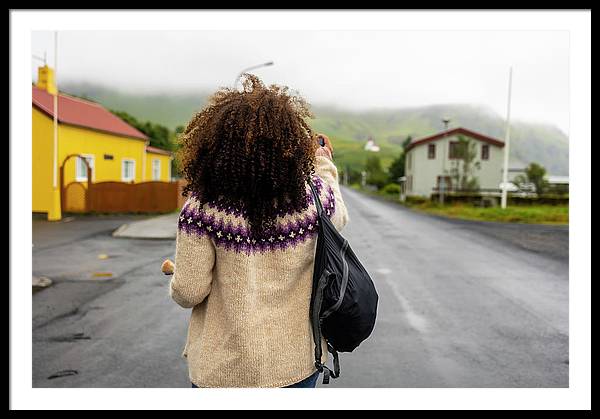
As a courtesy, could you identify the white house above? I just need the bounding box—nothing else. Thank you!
[364,137,380,152]
[404,127,505,197]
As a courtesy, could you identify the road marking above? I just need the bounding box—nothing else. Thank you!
[92,272,113,278]
[375,266,429,333]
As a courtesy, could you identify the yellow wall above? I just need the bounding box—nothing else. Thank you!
[32,107,59,219]
[145,153,172,182]
[59,123,147,186]
[33,107,153,220]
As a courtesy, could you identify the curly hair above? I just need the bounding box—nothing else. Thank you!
[177,74,318,237]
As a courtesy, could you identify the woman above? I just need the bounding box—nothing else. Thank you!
[169,74,349,388]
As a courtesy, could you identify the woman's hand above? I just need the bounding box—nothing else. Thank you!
[315,133,333,160]
[162,259,175,275]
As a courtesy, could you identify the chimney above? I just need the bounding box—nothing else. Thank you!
[36,65,57,95]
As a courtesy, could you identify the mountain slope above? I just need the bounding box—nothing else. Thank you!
[60,82,569,175]
[310,104,569,175]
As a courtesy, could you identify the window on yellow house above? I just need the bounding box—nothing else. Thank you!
[76,155,94,182]
[122,159,136,183]
[152,159,161,181]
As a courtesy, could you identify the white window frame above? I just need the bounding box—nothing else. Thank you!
[121,159,136,182]
[151,158,161,181]
[75,154,95,182]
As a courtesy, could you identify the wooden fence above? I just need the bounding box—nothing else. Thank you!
[62,179,190,214]
[82,181,179,214]
[429,189,569,206]
[88,181,176,213]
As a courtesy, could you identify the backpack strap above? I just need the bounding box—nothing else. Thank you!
[311,269,328,373]
[328,342,341,379]
[309,178,324,217]
[308,179,342,385]
[316,346,340,385]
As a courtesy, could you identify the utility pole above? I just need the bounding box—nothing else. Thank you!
[501,67,513,209]
[439,117,451,205]
[52,31,59,189]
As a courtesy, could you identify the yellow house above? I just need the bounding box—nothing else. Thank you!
[32,65,173,221]
[145,146,173,182]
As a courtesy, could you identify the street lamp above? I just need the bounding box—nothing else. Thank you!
[234,61,274,89]
[442,118,451,130]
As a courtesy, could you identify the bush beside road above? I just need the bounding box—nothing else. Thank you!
[351,184,569,225]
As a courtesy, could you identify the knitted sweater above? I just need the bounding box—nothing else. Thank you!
[169,155,349,388]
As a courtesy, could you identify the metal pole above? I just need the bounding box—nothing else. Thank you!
[440,118,450,205]
[344,164,349,186]
[52,31,59,189]
[501,67,513,209]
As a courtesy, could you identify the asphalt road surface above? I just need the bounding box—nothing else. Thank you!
[32,188,568,388]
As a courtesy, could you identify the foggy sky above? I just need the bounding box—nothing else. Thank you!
[32,30,570,133]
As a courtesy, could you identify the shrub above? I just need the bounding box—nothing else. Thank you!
[381,183,401,196]
[405,196,429,205]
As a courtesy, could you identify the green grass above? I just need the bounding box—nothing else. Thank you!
[351,185,569,225]
[408,202,569,224]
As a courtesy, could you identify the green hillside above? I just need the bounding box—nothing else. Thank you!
[310,104,569,175]
[61,82,206,130]
[60,82,569,175]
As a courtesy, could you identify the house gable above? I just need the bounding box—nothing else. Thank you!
[32,86,148,141]
[406,127,504,152]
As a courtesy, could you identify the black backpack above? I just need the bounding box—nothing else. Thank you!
[308,180,379,385]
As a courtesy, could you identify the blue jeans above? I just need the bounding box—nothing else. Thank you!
[191,371,320,388]
[285,371,320,388]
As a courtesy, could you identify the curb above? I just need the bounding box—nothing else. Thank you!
[32,276,53,291]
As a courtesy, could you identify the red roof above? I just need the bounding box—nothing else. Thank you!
[32,86,148,141]
[406,127,504,152]
[146,145,173,156]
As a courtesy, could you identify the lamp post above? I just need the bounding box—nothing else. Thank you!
[234,61,274,89]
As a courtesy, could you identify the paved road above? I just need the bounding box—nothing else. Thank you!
[32,215,188,387]
[32,189,568,388]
